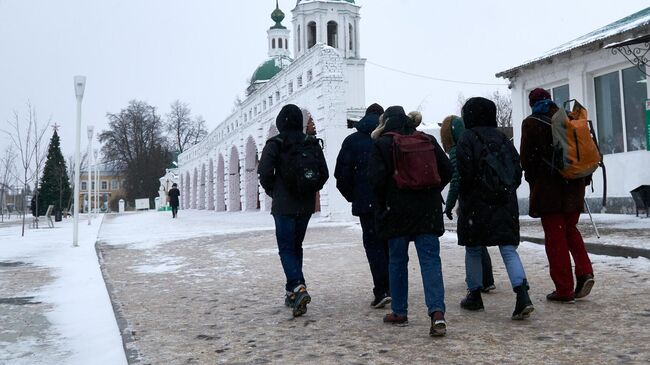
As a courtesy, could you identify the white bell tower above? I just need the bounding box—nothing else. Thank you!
[268,0,291,58]
[292,0,361,59]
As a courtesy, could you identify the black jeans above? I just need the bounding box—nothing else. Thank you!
[171,205,178,218]
[359,213,390,298]
[480,246,495,287]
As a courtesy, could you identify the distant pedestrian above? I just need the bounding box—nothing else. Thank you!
[369,106,452,337]
[168,183,180,218]
[456,97,534,320]
[520,88,595,303]
[335,103,391,308]
[440,115,496,293]
[258,104,329,317]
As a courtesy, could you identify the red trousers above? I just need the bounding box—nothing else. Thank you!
[540,212,593,297]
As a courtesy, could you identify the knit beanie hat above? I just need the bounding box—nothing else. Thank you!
[529,88,551,107]
[366,103,385,116]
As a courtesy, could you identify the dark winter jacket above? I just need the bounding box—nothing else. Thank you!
[368,106,453,240]
[440,116,466,215]
[334,113,379,216]
[456,97,521,247]
[520,107,589,218]
[168,188,180,207]
[258,104,329,216]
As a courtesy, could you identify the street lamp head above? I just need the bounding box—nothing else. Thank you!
[74,75,86,100]
[87,125,94,139]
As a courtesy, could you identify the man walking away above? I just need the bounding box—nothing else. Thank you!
[440,115,496,293]
[456,97,534,320]
[369,106,452,337]
[520,88,595,303]
[168,183,180,218]
[335,103,391,308]
[258,104,329,317]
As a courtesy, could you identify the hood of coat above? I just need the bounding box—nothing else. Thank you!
[356,113,379,135]
[461,97,497,129]
[381,105,409,134]
[276,104,304,133]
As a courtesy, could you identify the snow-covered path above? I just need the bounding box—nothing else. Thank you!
[98,211,650,364]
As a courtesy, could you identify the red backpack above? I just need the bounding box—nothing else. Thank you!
[384,132,441,190]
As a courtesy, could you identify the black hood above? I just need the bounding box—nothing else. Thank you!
[356,113,379,134]
[382,105,409,134]
[276,104,303,133]
[461,97,497,129]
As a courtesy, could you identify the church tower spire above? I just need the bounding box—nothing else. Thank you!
[267,0,291,58]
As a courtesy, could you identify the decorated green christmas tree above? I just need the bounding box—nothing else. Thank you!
[38,130,72,216]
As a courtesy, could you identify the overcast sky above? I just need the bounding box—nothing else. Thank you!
[1,0,648,158]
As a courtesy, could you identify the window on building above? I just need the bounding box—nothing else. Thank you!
[307,69,313,82]
[307,22,317,48]
[288,81,294,94]
[101,181,108,190]
[327,21,338,48]
[278,38,283,49]
[91,181,95,190]
[285,39,288,49]
[297,25,301,52]
[552,84,570,109]
[272,38,276,49]
[297,76,303,88]
[263,100,267,111]
[81,182,87,190]
[594,66,648,154]
[275,91,281,101]
[349,24,354,51]
[111,180,118,190]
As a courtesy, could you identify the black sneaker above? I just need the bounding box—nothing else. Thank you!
[481,284,496,293]
[383,313,408,326]
[546,291,575,304]
[575,274,595,299]
[460,289,484,311]
[291,285,311,317]
[429,311,447,337]
[371,293,392,309]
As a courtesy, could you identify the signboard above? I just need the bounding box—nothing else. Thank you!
[135,198,150,210]
[645,99,650,151]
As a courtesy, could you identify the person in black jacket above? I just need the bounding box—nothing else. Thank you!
[258,104,329,317]
[456,97,534,320]
[369,105,452,337]
[335,103,391,308]
[167,183,180,218]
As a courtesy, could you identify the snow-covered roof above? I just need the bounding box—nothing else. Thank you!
[496,7,650,79]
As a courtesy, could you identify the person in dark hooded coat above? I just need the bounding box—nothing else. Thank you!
[369,105,452,337]
[258,104,329,317]
[335,103,391,308]
[456,97,534,320]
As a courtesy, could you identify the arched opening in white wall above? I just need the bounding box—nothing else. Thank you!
[179,173,184,209]
[228,146,241,211]
[348,23,354,51]
[278,38,283,49]
[272,38,276,49]
[244,137,259,211]
[307,21,317,49]
[185,171,190,209]
[327,21,338,48]
[297,25,301,52]
[192,168,198,209]
[207,159,215,210]
[263,125,279,211]
[199,164,206,210]
[216,154,226,211]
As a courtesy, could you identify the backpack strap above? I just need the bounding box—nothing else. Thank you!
[528,114,552,126]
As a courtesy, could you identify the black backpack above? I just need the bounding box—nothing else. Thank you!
[471,130,519,202]
[274,135,325,197]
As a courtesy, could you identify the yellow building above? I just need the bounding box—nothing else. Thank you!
[78,164,126,212]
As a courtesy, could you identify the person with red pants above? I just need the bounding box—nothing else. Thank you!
[520,88,595,303]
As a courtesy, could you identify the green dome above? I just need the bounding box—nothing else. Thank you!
[250,56,292,84]
[271,0,286,29]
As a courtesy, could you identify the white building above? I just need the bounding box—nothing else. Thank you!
[497,7,650,213]
[176,0,366,219]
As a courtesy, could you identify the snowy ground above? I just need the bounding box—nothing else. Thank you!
[0,215,126,365]
[1,210,649,364]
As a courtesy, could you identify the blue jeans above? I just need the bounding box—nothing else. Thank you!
[273,214,311,292]
[359,213,390,298]
[388,234,445,316]
[465,245,527,291]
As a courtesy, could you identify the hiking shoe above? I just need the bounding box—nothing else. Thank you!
[429,311,447,337]
[546,291,575,304]
[481,284,496,293]
[284,292,294,307]
[383,313,408,326]
[575,274,595,299]
[371,293,392,309]
[291,285,311,317]
[512,283,534,320]
[460,289,484,311]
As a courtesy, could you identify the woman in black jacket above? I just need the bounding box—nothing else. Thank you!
[456,97,533,320]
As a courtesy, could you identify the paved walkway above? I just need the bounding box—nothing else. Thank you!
[98,213,650,365]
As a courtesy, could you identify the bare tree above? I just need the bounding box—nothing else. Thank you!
[1,102,50,235]
[0,146,17,222]
[165,100,208,153]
